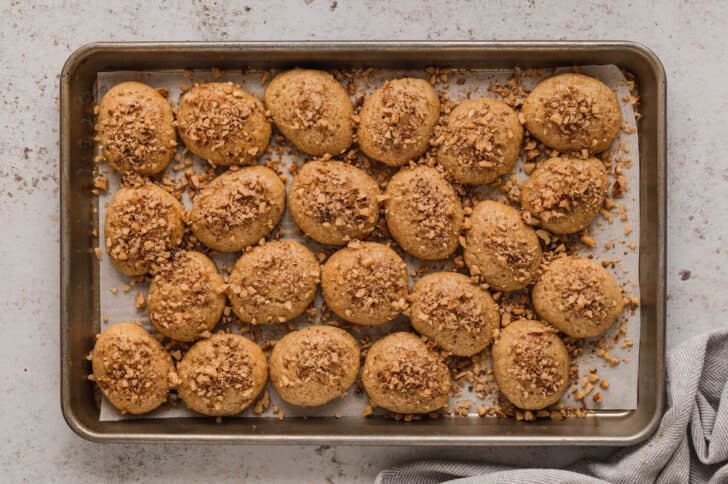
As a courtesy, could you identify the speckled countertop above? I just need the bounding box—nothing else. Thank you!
[1,1,725,482]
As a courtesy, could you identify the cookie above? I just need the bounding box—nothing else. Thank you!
[463,200,542,292]
[176,333,268,416]
[361,332,451,414]
[437,97,523,185]
[522,73,622,153]
[409,272,500,356]
[147,251,226,342]
[520,156,608,234]
[385,165,463,260]
[190,166,286,252]
[492,319,570,410]
[96,81,176,175]
[288,160,380,245]
[177,82,271,166]
[227,240,320,324]
[265,69,354,156]
[358,78,440,166]
[270,325,360,407]
[321,241,408,325]
[104,183,185,276]
[532,256,625,338]
[91,322,175,415]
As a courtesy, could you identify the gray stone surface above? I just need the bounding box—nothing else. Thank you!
[0,0,724,482]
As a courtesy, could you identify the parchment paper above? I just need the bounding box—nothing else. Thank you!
[96,64,640,420]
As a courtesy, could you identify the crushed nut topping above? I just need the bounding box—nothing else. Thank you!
[178,83,261,159]
[294,163,374,237]
[524,161,605,223]
[437,103,506,169]
[279,338,347,388]
[340,246,407,315]
[508,332,564,398]
[377,349,445,398]
[484,216,536,274]
[551,263,612,322]
[543,85,600,140]
[372,81,430,150]
[415,285,488,335]
[400,173,458,248]
[192,173,270,233]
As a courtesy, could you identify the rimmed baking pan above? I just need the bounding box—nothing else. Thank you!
[60,41,666,445]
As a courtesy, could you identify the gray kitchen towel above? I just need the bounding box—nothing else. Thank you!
[376,330,728,484]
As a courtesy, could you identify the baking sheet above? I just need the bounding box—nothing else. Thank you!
[96,64,640,421]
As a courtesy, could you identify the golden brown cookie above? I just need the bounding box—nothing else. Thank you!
[270,325,361,407]
[357,78,440,166]
[265,69,354,156]
[227,240,320,324]
[104,183,185,276]
[176,333,268,416]
[532,256,625,338]
[491,319,570,410]
[361,332,451,414]
[91,322,175,415]
[177,82,271,166]
[147,251,226,342]
[96,81,176,175]
[385,165,463,260]
[436,97,524,185]
[520,156,608,234]
[522,73,622,153]
[409,272,500,356]
[288,160,380,245]
[321,241,409,326]
[190,166,286,252]
[463,200,542,292]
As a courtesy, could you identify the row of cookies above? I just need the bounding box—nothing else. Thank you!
[97,70,621,180]
[92,322,448,416]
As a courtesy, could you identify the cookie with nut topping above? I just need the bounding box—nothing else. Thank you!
[147,251,226,342]
[384,165,463,260]
[361,332,451,414]
[288,160,380,245]
[321,241,409,326]
[190,166,286,252]
[463,200,542,292]
[520,156,608,234]
[532,256,624,338]
[522,73,622,153]
[436,97,523,185]
[176,333,268,416]
[91,322,175,415]
[177,82,271,166]
[357,78,440,166]
[265,69,354,156]
[104,183,185,276]
[227,240,320,325]
[270,325,360,407]
[409,272,500,357]
[97,81,177,175]
[492,319,570,410]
